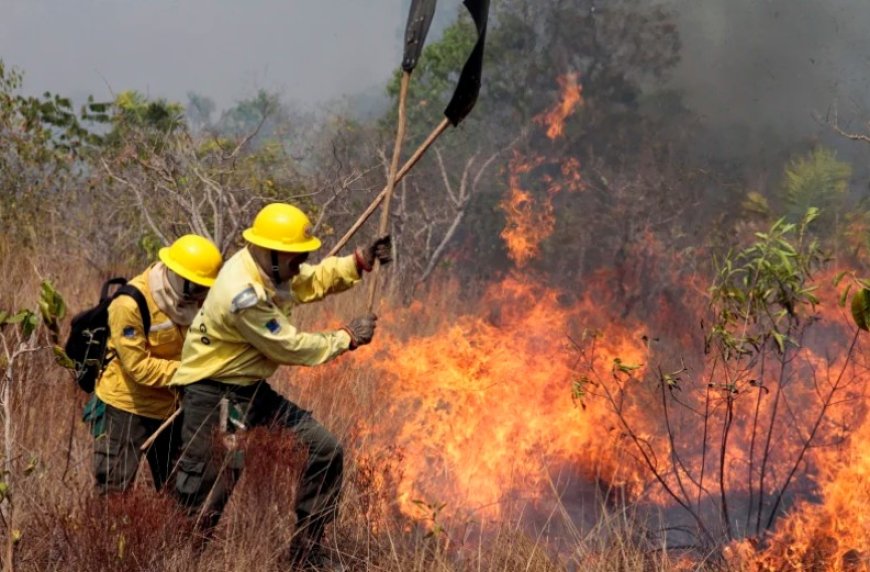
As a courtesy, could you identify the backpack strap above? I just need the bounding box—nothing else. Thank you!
[100,277,128,301]
[114,285,152,336]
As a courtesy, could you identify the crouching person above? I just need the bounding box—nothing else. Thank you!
[93,235,223,493]
[169,203,390,566]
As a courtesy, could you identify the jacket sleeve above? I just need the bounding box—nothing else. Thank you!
[233,298,352,366]
[291,255,361,304]
[108,297,178,387]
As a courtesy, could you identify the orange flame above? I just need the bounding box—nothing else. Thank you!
[499,153,552,267]
[498,154,584,266]
[538,73,583,140]
[769,425,870,569]
[358,276,648,521]
[727,416,870,571]
[500,75,585,267]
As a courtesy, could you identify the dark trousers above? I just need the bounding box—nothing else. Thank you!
[93,403,180,493]
[174,380,344,541]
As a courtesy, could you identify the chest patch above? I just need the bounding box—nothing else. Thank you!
[265,319,282,334]
[123,326,136,339]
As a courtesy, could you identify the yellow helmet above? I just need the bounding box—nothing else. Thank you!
[242,203,322,253]
[158,234,223,287]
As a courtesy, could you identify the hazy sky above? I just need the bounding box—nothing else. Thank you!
[671,0,870,129]
[4,0,870,156]
[1,0,461,109]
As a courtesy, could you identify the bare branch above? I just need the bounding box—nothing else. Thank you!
[100,158,170,245]
[416,146,509,285]
[434,147,460,207]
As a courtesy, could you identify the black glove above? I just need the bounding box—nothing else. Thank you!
[355,235,393,272]
[342,314,378,349]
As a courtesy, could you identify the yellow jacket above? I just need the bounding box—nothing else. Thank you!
[170,247,359,387]
[95,268,184,420]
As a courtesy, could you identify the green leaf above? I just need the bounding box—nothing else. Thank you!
[5,310,38,336]
[772,331,786,353]
[39,280,66,322]
[53,346,75,369]
[613,358,641,374]
[23,456,38,476]
[839,284,852,308]
[571,376,593,408]
[833,270,848,287]
[851,289,870,331]
[803,206,821,225]
[13,311,39,338]
[6,311,28,325]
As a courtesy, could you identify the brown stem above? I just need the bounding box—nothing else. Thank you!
[697,357,718,514]
[658,366,693,509]
[599,374,715,545]
[61,379,78,482]
[1,340,16,572]
[719,392,735,540]
[746,349,766,533]
[756,334,791,536]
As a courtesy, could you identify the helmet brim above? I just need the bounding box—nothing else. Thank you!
[158,247,217,287]
[242,228,322,253]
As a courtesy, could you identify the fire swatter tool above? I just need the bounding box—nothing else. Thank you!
[330,0,492,259]
[367,0,438,311]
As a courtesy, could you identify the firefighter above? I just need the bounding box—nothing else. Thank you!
[169,202,390,564]
[92,234,223,493]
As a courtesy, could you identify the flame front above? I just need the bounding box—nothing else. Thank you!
[362,276,647,521]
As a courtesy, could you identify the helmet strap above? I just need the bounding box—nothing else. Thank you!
[183,279,192,297]
[270,250,283,285]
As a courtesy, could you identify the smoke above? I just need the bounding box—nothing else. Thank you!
[663,0,870,162]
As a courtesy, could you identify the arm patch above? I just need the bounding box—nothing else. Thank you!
[230,287,259,314]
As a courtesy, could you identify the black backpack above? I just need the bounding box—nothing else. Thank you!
[64,277,151,393]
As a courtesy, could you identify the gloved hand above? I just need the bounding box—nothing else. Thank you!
[355,235,393,272]
[342,314,378,350]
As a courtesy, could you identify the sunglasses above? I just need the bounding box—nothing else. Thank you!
[182,280,209,299]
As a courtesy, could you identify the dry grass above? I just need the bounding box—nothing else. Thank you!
[0,247,727,571]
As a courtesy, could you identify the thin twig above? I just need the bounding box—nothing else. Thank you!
[765,328,861,529]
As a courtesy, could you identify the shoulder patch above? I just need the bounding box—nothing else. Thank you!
[230,287,260,314]
[265,318,282,334]
[122,326,137,338]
